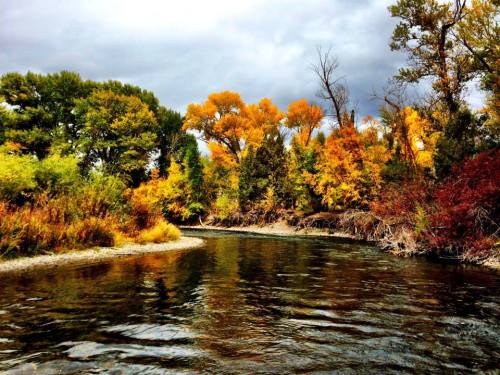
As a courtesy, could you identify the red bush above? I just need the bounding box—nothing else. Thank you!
[370,179,433,225]
[429,149,500,257]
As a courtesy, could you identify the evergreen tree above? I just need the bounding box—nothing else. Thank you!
[238,130,288,210]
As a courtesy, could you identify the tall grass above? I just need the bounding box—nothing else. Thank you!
[0,198,116,258]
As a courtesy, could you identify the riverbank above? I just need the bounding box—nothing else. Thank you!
[0,236,204,275]
[180,222,355,239]
[182,223,500,270]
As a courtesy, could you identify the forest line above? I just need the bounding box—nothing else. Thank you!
[0,0,498,265]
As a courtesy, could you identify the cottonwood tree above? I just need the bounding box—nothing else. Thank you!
[74,90,158,186]
[156,107,183,176]
[389,0,472,116]
[0,71,91,158]
[456,0,499,93]
[286,99,323,148]
[183,91,248,164]
[183,91,282,164]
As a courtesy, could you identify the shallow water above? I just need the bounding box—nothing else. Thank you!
[0,230,499,374]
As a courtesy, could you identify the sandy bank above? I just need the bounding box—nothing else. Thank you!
[0,236,204,275]
[180,222,356,239]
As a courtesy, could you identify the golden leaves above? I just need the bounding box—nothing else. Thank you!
[286,99,323,148]
[184,91,283,164]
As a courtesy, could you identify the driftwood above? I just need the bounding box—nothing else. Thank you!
[294,212,340,229]
[206,208,425,256]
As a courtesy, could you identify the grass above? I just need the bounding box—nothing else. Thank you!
[136,219,181,244]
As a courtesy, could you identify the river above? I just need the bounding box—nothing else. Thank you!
[0,230,499,374]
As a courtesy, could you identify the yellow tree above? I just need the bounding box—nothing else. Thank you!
[244,98,284,148]
[312,134,364,209]
[286,99,323,148]
[312,123,390,210]
[184,91,247,163]
[401,107,441,170]
[184,92,283,165]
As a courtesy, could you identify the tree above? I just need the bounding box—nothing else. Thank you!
[381,102,441,172]
[0,72,56,158]
[313,47,350,128]
[0,71,95,157]
[286,99,323,148]
[74,90,157,185]
[156,107,183,176]
[183,91,247,163]
[457,0,499,141]
[244,98,284,147]
[312,125,389,210]
[457,0,499,93]
[433,108,484,177]
[183,92,283,165]
[181,135,204,203]
[238,129,289,210]
[389,0,471,116]
[99,80,160,116]
[288,136,322,212]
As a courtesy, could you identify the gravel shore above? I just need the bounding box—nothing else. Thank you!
[180,222,355,239]
[0,236,204,275]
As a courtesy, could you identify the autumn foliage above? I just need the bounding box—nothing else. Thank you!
[2,0,500,269]
[429,150,500,258]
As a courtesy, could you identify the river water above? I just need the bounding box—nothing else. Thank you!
[0,230,499,374]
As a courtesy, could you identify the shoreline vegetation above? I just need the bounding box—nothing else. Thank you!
[0,237,204,275]
[183,209,500,270]
[0,1,498,270]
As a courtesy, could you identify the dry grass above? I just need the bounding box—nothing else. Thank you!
[0,201,117,257]
[136,220,181,244]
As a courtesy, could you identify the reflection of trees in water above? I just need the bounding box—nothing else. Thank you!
[1,234,499,372]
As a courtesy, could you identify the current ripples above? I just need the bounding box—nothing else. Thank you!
[0,231,499,374]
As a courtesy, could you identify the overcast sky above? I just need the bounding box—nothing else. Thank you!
[1,0,411,118]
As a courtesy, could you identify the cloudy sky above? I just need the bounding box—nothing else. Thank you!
[1,0,410,118]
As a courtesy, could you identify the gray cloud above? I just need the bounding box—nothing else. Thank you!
[1,0,404,118]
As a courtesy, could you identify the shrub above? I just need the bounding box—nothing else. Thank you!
[0,199,117,257]
[79,173,127,217]
[429,150,500,258]
[0,151,36,202]
[130,162,205,224]
[65,217,115,248]
[370,180,434,226]
[213,193,239,222]
[34,153,81,194]
[136,219,180,244]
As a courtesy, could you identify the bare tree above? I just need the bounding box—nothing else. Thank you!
[312,47,350,128]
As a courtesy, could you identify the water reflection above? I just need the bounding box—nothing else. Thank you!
[0,231,499,374]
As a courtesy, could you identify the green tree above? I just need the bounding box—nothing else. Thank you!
[389,0,472,116]
[0,72,55,158]
[156,107,183,176]
[0,71,94,157]
[238,130,289,210]
[181,135,204,203]
[74,90,157,185]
